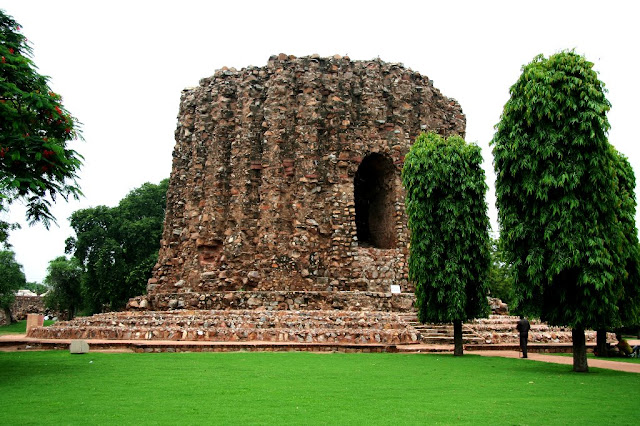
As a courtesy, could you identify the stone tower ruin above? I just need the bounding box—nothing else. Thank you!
[29,55,591,349]
[133,53,465,312]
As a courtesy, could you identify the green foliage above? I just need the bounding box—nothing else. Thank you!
[492,51,638,331]
[402,132,491,324]
[0,9,83,241]
[66,179,168,313]
[488,238,515,307]
[610,149,640,328]
[43,256,83,319]
[22,281,48,295]
[0,249,25,310]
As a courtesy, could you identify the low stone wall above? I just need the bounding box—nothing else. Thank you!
[128,290,416,312]
[28,310,420,345]
[11,295,46,321]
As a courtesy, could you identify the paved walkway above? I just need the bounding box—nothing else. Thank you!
[468,349,640,373]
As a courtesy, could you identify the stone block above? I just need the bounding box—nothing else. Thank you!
[26,313,44,333]
[70,340,90,354]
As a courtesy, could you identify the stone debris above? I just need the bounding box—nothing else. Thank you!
[487,297,508,315]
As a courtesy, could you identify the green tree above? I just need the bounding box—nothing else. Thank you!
[0,249,26,322]
[23,281,48,295]
[43,256,83,319]
[402,132,491,356]
[66,179,168,313]
[0,9,83,244]
[488,238,515,308]
[491,51,634,372]
[611,150,640,329]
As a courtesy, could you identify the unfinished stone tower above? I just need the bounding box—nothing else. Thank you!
[31,55,466,348]
[134,53,465,311]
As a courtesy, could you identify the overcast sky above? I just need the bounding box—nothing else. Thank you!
[3,0,639,283]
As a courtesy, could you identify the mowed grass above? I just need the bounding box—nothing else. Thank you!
[1,351,638,425]
[0,320,56,335]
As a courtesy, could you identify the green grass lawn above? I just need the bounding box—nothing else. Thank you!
[0,351,638,425]
[0,320,56,335]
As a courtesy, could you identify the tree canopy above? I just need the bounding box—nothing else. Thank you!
[0,9,83,240]
[491,51,637,371]
[402,132,491,355]
[66,179,168,313]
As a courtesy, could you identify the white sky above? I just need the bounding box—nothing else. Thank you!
[3,0,639,283]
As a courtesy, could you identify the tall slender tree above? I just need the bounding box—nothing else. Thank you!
[402,132,491,356]
[492,51,635,372]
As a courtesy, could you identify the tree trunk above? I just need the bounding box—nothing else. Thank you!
[3,308,15,324]
[596,329,607,357]
[572,327,589,372]
[453,319,463,356]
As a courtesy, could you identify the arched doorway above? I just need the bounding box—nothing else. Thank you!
[354,153,397,249]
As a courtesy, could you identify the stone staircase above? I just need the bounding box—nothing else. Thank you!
[467,315,600,344]
[396,314,601,346]
[397,313,484,345]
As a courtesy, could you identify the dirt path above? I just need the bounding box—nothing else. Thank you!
[468,350,640,373]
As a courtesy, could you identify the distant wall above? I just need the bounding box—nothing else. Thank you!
[11,295,46,321]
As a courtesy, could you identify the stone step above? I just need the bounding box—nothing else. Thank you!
[420,335,485,345]
[128,291,416,312]
[51,310,410,330]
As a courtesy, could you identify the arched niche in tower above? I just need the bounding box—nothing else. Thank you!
[354,153,397,249]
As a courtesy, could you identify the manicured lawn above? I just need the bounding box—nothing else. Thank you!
[0,351,638,425]
[0,320,56,335]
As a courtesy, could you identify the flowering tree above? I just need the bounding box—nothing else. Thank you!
[0,9,83,241]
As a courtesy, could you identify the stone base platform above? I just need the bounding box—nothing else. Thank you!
[27,309,420,345]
